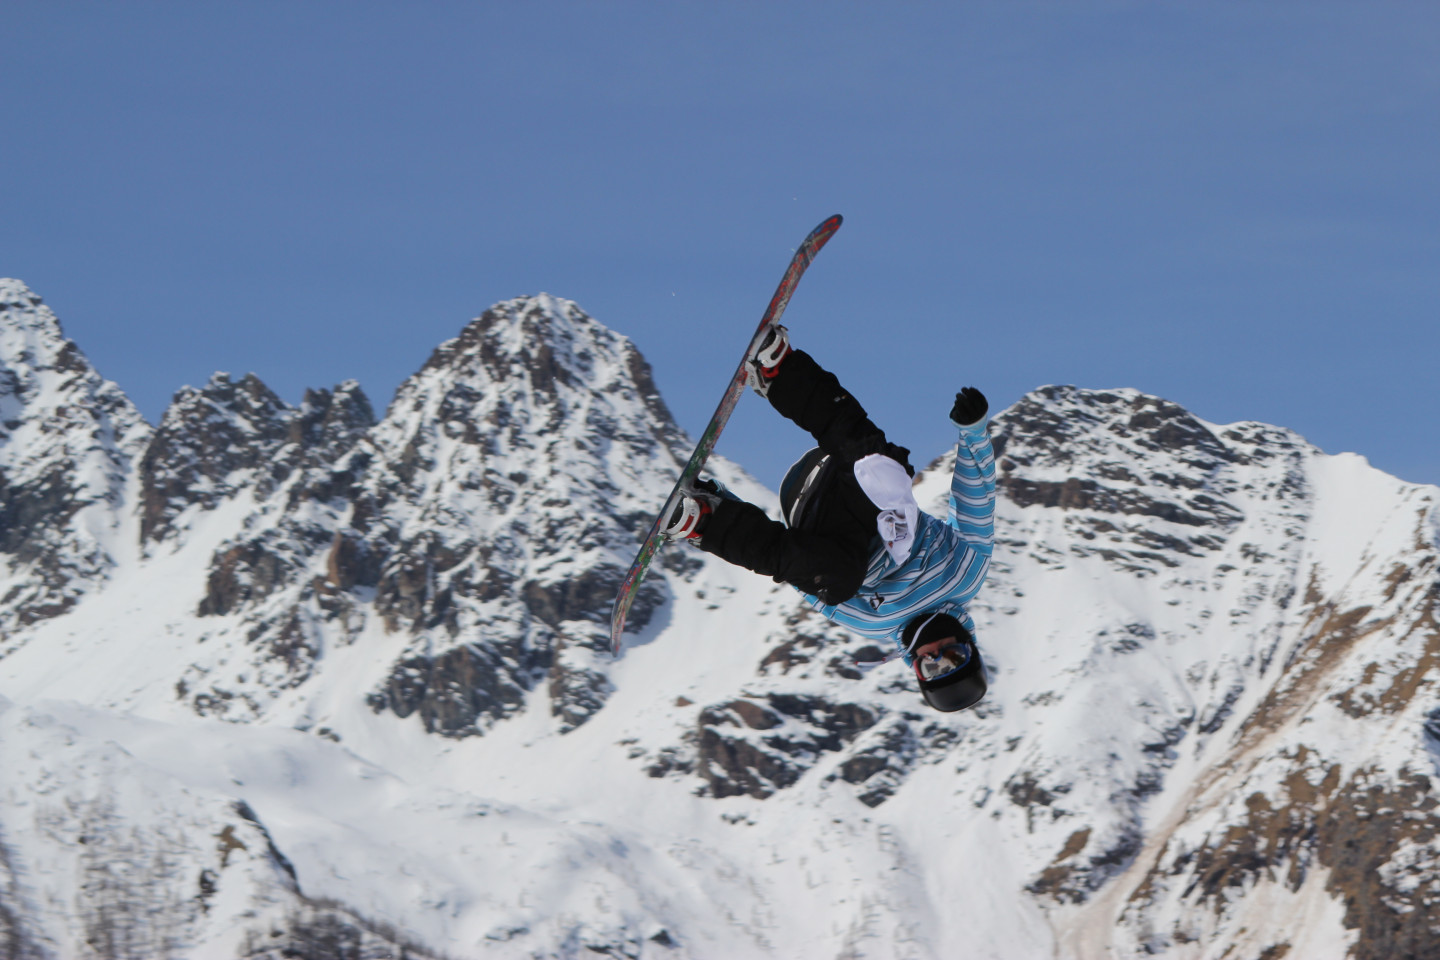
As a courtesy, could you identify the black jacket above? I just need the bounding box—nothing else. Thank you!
[698,349,911,605]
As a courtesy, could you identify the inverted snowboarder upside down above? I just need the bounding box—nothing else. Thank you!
[664,323,997,712]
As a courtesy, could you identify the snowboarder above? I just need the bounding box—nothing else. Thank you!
[663,323,996,712]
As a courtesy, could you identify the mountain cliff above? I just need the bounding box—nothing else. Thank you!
[0,280,1435,959]
[0,280,150,643]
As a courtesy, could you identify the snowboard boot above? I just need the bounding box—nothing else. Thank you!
[662,482,724,542]
[744,323,792,398]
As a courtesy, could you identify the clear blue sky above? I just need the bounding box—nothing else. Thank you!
[4,2,1437,489]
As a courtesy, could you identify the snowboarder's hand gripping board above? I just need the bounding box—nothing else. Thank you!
[609,214,844,656]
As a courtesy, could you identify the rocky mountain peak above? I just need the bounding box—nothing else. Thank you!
[325,296,698,734]
[423,293,613,379]
[996,385,1240,468]
[411,293,684,454]
[980,385,1315,568]
[139,371,293,544]
[139,373,377,546]
[0,279,150,636]
[369,294,688,516]
[294,380,375,457]
[167,294,700,736]
[0,280,141,434]
[0,278,62,346]
[0,277,43,308]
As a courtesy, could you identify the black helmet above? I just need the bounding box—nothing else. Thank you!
[779,446,835,532]
[902,611,987,712]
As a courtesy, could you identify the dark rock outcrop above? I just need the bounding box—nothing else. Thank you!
[366,636,542,737]
[695,694,879,799]
[139,373,292,543]
[141,374,375,545]
[345,296,693,735]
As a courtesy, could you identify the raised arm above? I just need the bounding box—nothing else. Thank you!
[947,387,996,553]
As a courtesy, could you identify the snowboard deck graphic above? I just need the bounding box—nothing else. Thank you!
[610,214,843,655]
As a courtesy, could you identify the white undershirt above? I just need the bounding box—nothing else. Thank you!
[852,454,920,566]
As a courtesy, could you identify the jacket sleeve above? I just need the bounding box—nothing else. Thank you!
[947,417,996,555]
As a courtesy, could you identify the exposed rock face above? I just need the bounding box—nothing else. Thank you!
[237,904,448,960]
[285,383,378,477]
[833,717,926,808]
[164,295,687,735]
[0,280,150,640]
[990,386,1257,568]
[976,386,1440,959]
[693,693,879,799]
[368,639,538,737]
[631,381,1440,958]
[140,374,375,546]
[185,381,376,622]
[139,373,292,544]
[350,295,686,735]
[1142,762,1440,960]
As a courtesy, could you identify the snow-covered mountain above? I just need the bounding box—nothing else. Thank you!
[0,279,1436,959]
[0,280,150,644]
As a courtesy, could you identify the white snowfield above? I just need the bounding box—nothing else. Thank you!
[0,278,1436,959]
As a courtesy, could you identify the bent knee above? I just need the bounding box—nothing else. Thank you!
[790,557,866,606]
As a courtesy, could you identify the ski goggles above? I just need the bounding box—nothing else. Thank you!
[915,641,973,682]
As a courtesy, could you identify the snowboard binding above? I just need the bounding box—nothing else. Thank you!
[744,323,791,398]
[662,481,725,542]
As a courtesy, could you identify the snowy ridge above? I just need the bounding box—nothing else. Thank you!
[0,280,150,643]
[0,281,1437,958]
[916,386,1440,958]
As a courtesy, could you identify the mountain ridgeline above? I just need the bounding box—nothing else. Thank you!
[0,276,1437,959]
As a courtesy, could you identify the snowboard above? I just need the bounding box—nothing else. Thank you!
[609,214,844,655]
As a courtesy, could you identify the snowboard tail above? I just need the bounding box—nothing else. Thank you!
[609,214,843,655]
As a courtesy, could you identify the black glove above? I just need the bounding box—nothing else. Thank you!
[950,387,988,427]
